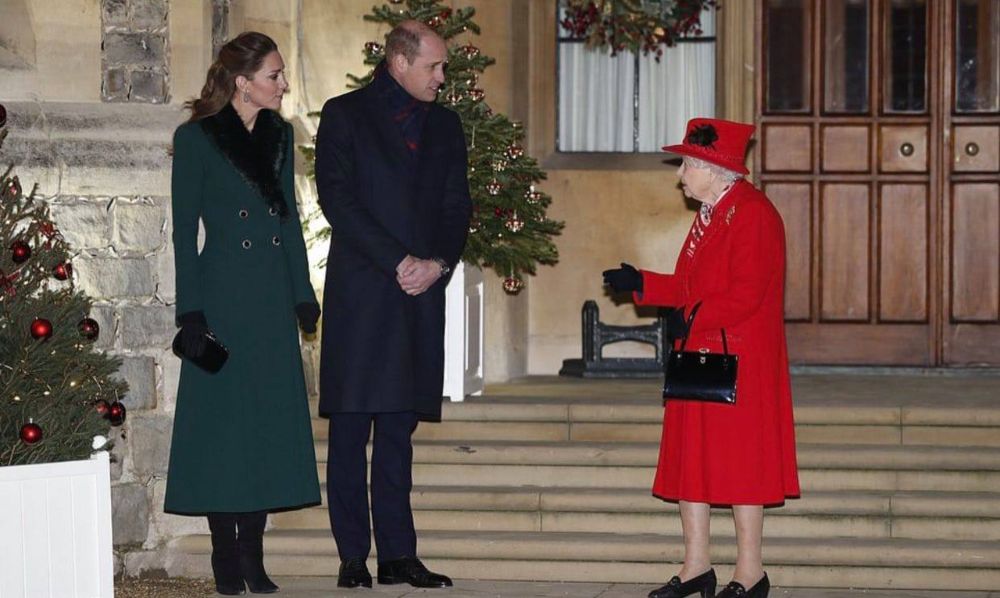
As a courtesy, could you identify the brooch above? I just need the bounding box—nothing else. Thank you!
[725,205,737,225]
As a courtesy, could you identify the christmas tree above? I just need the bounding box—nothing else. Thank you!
[0,103,127,466]
[302,0,563,293]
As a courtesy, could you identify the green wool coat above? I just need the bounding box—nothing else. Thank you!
[164,105,320,515]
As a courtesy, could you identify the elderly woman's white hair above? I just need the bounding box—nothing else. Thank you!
[682,156,744,184]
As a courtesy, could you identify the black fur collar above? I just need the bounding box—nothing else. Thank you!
[200,103,289,219]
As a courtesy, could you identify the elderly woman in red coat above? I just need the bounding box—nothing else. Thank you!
[603,118,800,598]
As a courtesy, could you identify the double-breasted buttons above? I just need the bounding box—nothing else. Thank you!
[241,239,252,249]
[238,208,249,219]
[271,236,281,246]
[269,207,279,216]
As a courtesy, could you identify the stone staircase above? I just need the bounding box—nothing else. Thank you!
[165,376,1000,591]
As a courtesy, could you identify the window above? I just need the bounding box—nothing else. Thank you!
[556,2,717,153]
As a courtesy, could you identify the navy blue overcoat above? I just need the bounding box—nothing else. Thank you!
[314,82,471,421]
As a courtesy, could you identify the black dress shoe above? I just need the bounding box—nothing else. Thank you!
[377,557,452,588]
[716,573,769,598]
[648,568,717,598]
[337,558,373,589]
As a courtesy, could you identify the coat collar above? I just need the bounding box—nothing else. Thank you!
[199,103,289,218]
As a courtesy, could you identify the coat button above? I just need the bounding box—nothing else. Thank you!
[271,236,281,246]
[239,208,249,219]
[269,207,279,216]
[241,239,252,249]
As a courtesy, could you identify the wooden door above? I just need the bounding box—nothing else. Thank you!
[757,0,1000,366]
[943,0,1000,365]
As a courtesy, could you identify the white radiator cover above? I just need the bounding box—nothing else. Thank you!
[0,451,114,598]
[442,261,484,402]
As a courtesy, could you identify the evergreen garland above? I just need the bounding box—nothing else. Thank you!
[561,0,720,58]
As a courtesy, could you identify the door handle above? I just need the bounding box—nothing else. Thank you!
[899,142,915,157]
[965,142,979,157]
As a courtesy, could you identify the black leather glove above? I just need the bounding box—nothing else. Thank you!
[295,302,321,334]
[177,311,209,358]
[664,307,690,340]
[602,262,643,293]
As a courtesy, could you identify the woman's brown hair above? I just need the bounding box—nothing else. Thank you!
[186,31,278,122]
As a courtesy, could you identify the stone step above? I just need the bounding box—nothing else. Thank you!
[308,396,1000,447]
[269,487,1000,541]
[311,440,1000,470]
[308,443,1000,492]
[167,530,1000,590]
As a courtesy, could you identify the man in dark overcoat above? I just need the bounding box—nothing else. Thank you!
[314,20,471,590]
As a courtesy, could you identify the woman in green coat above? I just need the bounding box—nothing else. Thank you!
[164,32,321,595]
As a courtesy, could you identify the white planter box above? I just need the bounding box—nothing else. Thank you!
[442,261,485,402]
[0,451,114,598]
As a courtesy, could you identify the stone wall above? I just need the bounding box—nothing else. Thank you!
[101,0,171,103]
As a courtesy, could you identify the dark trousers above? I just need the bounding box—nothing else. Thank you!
[326,411,419,563]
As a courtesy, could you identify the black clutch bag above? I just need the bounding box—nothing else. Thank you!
[171,329,229,374]
[662,302,737,404]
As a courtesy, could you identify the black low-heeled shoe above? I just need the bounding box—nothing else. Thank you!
[337,558,373,588]
[716,573,770,598]
[648,568,717,598]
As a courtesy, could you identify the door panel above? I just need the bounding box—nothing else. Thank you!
[879,184,929,322]
[763,124,813,172]
[822,125,871,172]
[879,125,929,172]
[952,125,1000,172]
[951,183,1000,321]
[821,184,871,321]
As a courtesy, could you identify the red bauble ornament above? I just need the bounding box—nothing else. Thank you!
[53,262,73,281]
[95,399,111,417]
[11,240,31,263]
[30,318,53,340]
[78,317,100,341]
[0,102,7,128]
[20,421,43,444]
[108,402,127,426]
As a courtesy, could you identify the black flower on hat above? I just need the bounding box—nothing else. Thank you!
[687,124,718,149]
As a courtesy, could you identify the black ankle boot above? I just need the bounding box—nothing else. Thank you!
[237,511,279,594]
[208,513,245,595]
[716,573,770,598]
[648,568,717,598]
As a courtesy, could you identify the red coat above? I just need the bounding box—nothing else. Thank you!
[636,180,800,505]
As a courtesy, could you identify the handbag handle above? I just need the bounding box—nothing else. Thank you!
[676,301,729,356]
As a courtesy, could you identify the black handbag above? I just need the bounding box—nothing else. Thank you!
[662,302,737,404]
[171,329,229,374]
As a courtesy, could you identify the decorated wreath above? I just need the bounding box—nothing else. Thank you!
[560,0,719,57]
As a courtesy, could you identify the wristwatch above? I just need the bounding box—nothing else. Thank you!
[432,257,450,277]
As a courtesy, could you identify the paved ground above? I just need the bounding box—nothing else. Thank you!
[263,578,1000,597]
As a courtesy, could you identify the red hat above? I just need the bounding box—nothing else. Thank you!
[661,117,755,175]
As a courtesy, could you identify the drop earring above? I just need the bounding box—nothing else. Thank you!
[242,88,250,103]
